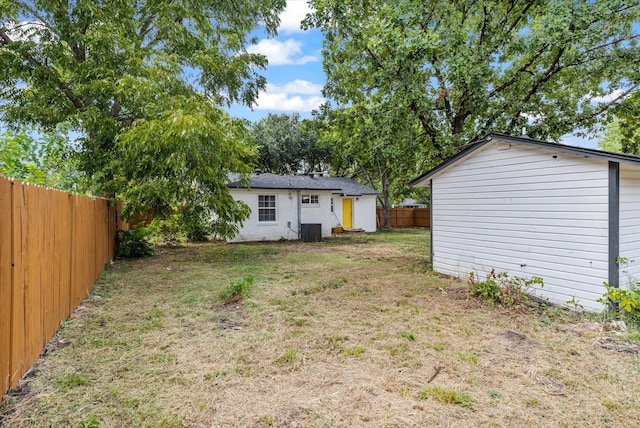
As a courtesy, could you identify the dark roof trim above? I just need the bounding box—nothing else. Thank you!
[410,132,640,187]
[231,185,342,191]
[228,172,380,195]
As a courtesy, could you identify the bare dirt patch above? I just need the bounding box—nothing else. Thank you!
[1,230,639,427]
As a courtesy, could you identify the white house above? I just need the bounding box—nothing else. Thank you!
[411,133,640,311]
[228,172,379,242]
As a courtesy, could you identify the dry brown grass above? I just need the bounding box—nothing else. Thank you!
[1,229,639,427]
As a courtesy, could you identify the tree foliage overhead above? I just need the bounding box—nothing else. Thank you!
[599,90,640,154]
[315,103,428,228]
[0,0,286,236]
[305,0,640,157]
[0,125,82,190]
[251,113,330,175]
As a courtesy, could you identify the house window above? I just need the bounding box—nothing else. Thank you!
[258,195,276,222]
[331,198,334,212]
[302,194,319,205]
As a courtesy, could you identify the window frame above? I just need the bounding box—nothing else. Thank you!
[301,194,319,205]
[258,194,277,222]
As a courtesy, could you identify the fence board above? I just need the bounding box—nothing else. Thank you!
[377,208,431,228]
[25,184,44,371]
[0,179,12,394]
[10,181,26,389]
[0,177,118,400]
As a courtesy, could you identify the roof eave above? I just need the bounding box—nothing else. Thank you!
[410,132,640,188]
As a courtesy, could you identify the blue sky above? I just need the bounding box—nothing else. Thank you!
[228,1,604,148]
[227,1,326,122]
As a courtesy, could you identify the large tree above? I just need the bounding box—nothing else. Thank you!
[251,113,330,175]
[305,0,640,160]
[0,0,286,236]
[315,103,428,228]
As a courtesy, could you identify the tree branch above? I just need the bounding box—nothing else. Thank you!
[0,29,85,110]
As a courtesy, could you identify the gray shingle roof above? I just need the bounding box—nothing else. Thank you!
[228,173,380,196]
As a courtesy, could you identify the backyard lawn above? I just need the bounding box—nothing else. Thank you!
[1,229,639,427]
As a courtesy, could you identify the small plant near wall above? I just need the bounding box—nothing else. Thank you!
[598,283,640,325]
[598,257,640,326]
[468,269,544,307]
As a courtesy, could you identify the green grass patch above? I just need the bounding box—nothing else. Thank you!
[219,274,254,304]
[416,385,474,407]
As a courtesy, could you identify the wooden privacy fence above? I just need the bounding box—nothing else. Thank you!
[377,207,431,228]
[0,177,118,400]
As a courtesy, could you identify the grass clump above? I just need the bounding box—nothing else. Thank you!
[276,348,299,365]
[416,385,474,407]
[57,372,91,388]
[399,331,416,341]
[219,274,254,305]
[343,346,366,357]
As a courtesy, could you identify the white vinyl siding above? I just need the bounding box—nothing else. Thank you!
[431,142,609,311]
[619,165,640,288]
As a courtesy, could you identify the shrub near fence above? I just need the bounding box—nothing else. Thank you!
[0,177,118,401]
[376,208,431,228]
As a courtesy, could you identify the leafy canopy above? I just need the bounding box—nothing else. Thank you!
[0,0,286,237]
[251,113,330,175]
[0,125,82,190]
[305,0,640,157]
[599,91,640,154]
[314,103,429,227]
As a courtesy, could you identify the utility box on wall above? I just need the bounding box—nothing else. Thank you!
[300,223,322,242]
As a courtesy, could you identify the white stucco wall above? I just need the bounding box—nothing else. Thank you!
[299,192,333,237]
[619,165,640,289]
[229,188,379,242]
[430,141,610,311]
[229,189,299,242]
[229,189,338,242]
[352,195,378,232]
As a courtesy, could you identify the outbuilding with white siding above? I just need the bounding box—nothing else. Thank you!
[411,133,640,311]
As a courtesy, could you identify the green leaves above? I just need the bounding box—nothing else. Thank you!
[307,0,640,149]
[251,113,329,174]
[599,91,640,155]
[1,0,286,238]
[0,124,83,190]
[114,96,255,229]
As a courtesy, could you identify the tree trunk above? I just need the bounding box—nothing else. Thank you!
[382,173,391,229]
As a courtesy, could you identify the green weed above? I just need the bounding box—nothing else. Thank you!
[416,385,474,407]
[399,331,416,341]
[276,348,299,365]
[219,274,254,305]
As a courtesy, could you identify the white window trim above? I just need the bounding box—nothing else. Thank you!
[301,194,320,206]
[258,194,277,223]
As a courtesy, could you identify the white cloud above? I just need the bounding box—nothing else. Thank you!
[520,112,543,122]
[4,21,48,43]
[253,79,325,112]
[247,38,317,65]
[267,80,323,95]
[588,89,625,104]
[279,0,313,33]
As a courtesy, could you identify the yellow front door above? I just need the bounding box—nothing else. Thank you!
[342,198,352,229]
